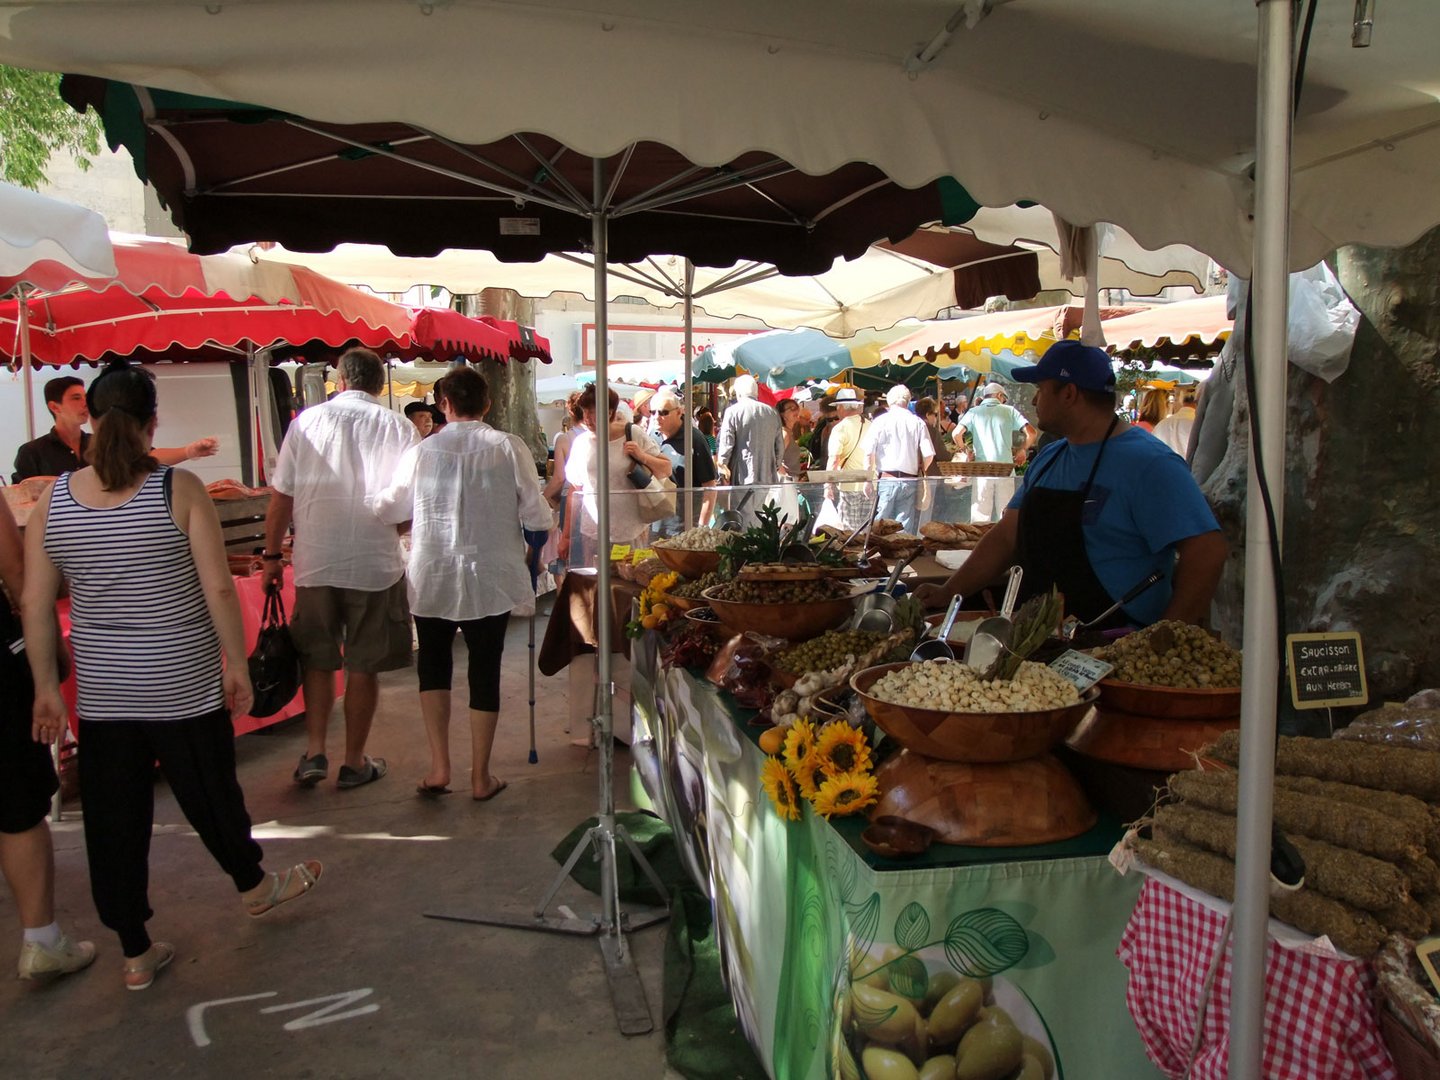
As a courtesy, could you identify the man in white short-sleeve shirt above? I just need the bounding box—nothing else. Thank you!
[262,348,419,791]
[860,384,934,533]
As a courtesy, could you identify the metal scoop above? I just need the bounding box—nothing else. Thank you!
[1059,570,1164,640]
[963,565,1023,670]
[852,550,919,633]
[911,594,964,661]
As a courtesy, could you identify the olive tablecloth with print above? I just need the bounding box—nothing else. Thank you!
[629,636,1160,1079]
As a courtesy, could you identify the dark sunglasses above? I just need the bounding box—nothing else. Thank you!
[656,408,676,416]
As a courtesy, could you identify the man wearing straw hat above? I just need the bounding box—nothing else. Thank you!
[825,387,873,530]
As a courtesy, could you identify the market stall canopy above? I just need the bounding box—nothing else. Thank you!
[952,208,1215,296]
[2,3,1434,275]
[239,224,1202,338]
[1099,296,1234,353]
[0,234,417,365]
[694,325,918,389]
[0,181,116,293]
[880,303,1145,367]
[60,80,977,277]
[397,306,517,365]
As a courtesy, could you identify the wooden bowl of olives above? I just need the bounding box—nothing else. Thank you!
[701,581,859,642]
[650,544,721,579]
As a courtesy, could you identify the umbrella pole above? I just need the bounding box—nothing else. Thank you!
[20,301,35,441]
[683,259,694,530]
[1228,4,1293,1078]
[425,157,666,1039]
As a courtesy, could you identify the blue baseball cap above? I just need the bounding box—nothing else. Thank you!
[1011,340,1116,392]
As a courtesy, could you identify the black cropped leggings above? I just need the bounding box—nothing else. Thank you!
[414,613,511,711]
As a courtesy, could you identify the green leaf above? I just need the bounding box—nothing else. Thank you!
[886,954,929,1001]
[942,908,1030,978]
[893,902,930,952]
[1010,930,1056,971]
[845,892,881,961]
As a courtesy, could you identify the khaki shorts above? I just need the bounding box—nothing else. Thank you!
[291,578,413,674]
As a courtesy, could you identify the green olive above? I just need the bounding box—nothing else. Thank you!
[926,978,985,1046]
[922,971,960,1013]
[1010,1053,1047,1080]
[976,1006,1015,1030]
[862,1046,920,1080]
[953,1018,1023,1080]
[1019,1037,1054,1080]
[918,1054,956,1080]
[851,984,922,1045]
[856,945,902,992]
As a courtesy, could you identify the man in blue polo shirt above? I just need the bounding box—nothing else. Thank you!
[916,340,1227,628]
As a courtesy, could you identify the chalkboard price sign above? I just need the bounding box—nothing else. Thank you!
[1286,632,1367,710]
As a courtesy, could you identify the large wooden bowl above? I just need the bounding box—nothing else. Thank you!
[701,585,856,642]
[1066,706,1240,771]
[850,662,1098,763]
[1096,678,1241,720]
[663,591,707,613]
[650,544,722,578]
[871,751,1096,846]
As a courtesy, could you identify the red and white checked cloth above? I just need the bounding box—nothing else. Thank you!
[1117,878,1398,1080]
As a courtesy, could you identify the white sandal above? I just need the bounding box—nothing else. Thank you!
[245,860,323,919]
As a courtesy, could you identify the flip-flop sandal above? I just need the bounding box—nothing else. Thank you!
[336,756,388,789]
[416,782,453,798]
[123,942,175,991]
[473,779,508,802]
[246,860,323,919]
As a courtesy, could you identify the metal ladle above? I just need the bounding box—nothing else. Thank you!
[911,594,964,661]
[1058,570,1164,641]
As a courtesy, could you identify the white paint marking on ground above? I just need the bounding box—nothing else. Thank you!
[187,992,279,1048]
[260,988,380,1031]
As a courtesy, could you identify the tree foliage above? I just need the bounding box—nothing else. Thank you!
[0,66,103,189]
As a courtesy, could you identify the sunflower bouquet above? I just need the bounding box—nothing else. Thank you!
[761,717,879,821]
[625,570,682,638]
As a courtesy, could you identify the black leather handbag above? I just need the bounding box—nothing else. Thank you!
[247,583,302,718]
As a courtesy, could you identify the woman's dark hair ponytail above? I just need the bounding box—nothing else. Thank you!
[85,361,159,490]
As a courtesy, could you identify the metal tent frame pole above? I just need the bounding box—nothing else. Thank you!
[425,158,669,1038]
[1229,2,1294,1076]
[682,259,695,530]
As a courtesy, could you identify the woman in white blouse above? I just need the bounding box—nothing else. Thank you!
[559,384,671,567]
[370,368,552,801]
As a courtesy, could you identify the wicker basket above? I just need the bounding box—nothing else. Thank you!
[936,461,1014,478]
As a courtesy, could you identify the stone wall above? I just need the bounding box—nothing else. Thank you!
[1200,226,1440,702]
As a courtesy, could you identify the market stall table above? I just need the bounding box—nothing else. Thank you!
[629,635,1161,1079]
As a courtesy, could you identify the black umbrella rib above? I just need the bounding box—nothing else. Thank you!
[612,158,798,219]
[270,120,585,217]
[199,132,431,195]
[432,132,590,214]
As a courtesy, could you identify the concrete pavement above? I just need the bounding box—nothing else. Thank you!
[0,609,672,1079]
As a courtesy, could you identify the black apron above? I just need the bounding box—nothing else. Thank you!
[1015,417,1129,628]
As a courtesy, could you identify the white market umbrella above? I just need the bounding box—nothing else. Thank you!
[0,181,118,441]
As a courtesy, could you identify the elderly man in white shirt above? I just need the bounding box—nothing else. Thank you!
[861,384,934,533]
[262,347,420,791]
[369,367,552,801]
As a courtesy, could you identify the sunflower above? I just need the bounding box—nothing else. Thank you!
[782,717,817,772]
[761,756,802,821]
[812,771,880,819]
[791,751,831,801]
[814,721,872,778]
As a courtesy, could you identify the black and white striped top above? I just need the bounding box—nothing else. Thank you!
[44,468,223,721]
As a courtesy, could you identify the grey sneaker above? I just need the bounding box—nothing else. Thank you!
[18,935,97,982]
[293,753,329,787]
[336,756,388,789]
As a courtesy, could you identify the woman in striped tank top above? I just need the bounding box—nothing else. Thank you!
[21,362,324,992]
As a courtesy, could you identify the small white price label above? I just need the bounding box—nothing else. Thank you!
[1049,649,1113,692]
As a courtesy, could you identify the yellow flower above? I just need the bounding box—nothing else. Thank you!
[791,751,829,801]
[761,756,802,821]
[812,771,880,819]
[783,717,817,773]
[814,721,872,779]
